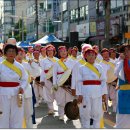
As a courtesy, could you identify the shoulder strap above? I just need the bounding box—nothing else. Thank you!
[102,60,115,68]
[58,59,68,71]
[71,56,76,60]
[2,60,22,79]
[48,57,56,63]
[78,59,86,65]
[85,62,101,78]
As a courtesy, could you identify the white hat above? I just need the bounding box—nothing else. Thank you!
[82,44,92,51]
[7,38,16,45]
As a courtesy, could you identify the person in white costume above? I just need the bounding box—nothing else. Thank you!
[67,47,72,58]
[92,45,103,64]
[71,44,92,96]
[53,46,74,120]
[34,44,41,51]
[39,46,47,60]
[109,48,118,65]
[40,44,58,115]
[77,43,91,60]
[0,44,28,128]
[29,50,42,107]
[70,46,78,60]
[77,47,107,128]
[15,47,33,128]
[0,38,17,63]
[100,48,117,112]
[26,47,34,61]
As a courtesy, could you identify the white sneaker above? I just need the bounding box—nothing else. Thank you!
[113,125,116,128]
[38,99,42,103]
[59,116,64,121]
[35,103,39,107]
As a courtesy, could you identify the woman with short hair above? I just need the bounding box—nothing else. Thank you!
[0,44,28,128]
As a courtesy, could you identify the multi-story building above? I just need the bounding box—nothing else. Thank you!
[0,0,15,42]
[57,0,97,46]
[15,0,28,23]
[92,0,130,46]
[26,0,55,42]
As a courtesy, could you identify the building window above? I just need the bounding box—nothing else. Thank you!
[32,4,35,13]
[80,6,85,18]
[47,4,52,10]
[75,9,78,19]
[124,5,128,11]
[30,6,33,15]
[71,9,75,20]
[85,5,88,15]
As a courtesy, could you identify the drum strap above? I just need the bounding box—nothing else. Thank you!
[85,62,101,78]
[58,59,68,71]
[71,56,77,60]
[102,60,115,69]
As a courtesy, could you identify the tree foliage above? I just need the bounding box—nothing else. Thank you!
[8,19,26,41]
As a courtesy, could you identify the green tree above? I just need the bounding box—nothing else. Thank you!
[8,19,27,41]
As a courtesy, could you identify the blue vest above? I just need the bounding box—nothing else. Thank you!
[117,78,130,114]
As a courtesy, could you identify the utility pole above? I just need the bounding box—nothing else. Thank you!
[67,0,70,44]
[77,0,80,25]
[22,11,24,42]
[104,0,110,47]
[61,0,63,40]
[35,0,38,40]
[11,0,14,38]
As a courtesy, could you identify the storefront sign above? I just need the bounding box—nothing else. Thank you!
[76,23,89,38]
[96,17,120,36]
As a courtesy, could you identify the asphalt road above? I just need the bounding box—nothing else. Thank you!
[33,100,116,129]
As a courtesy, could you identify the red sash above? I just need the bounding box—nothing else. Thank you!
[0,82,20,87]
[124,58,130,83]
[83,80,101,85]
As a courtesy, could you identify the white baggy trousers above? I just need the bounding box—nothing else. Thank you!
[79,96,102,128]
[43,79,55,111]
[24,98,33,128]
[0,95,24,128]
[54,85,73,117]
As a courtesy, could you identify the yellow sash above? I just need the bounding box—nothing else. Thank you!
[22,117,26,128]
[71,56,77,60]
[27,53,33,58]
[96,58,101,63]
[27,70,31,83]
[78,59,86,65]
[23,59,28,62]
[102,60,115,69]
[40,56,46,59]
[22,60,31,83]
[68,55,71,58]
[2,60,22,79]
[58,59,68,71]
[48,57,56,63]
[85,62,101,78]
